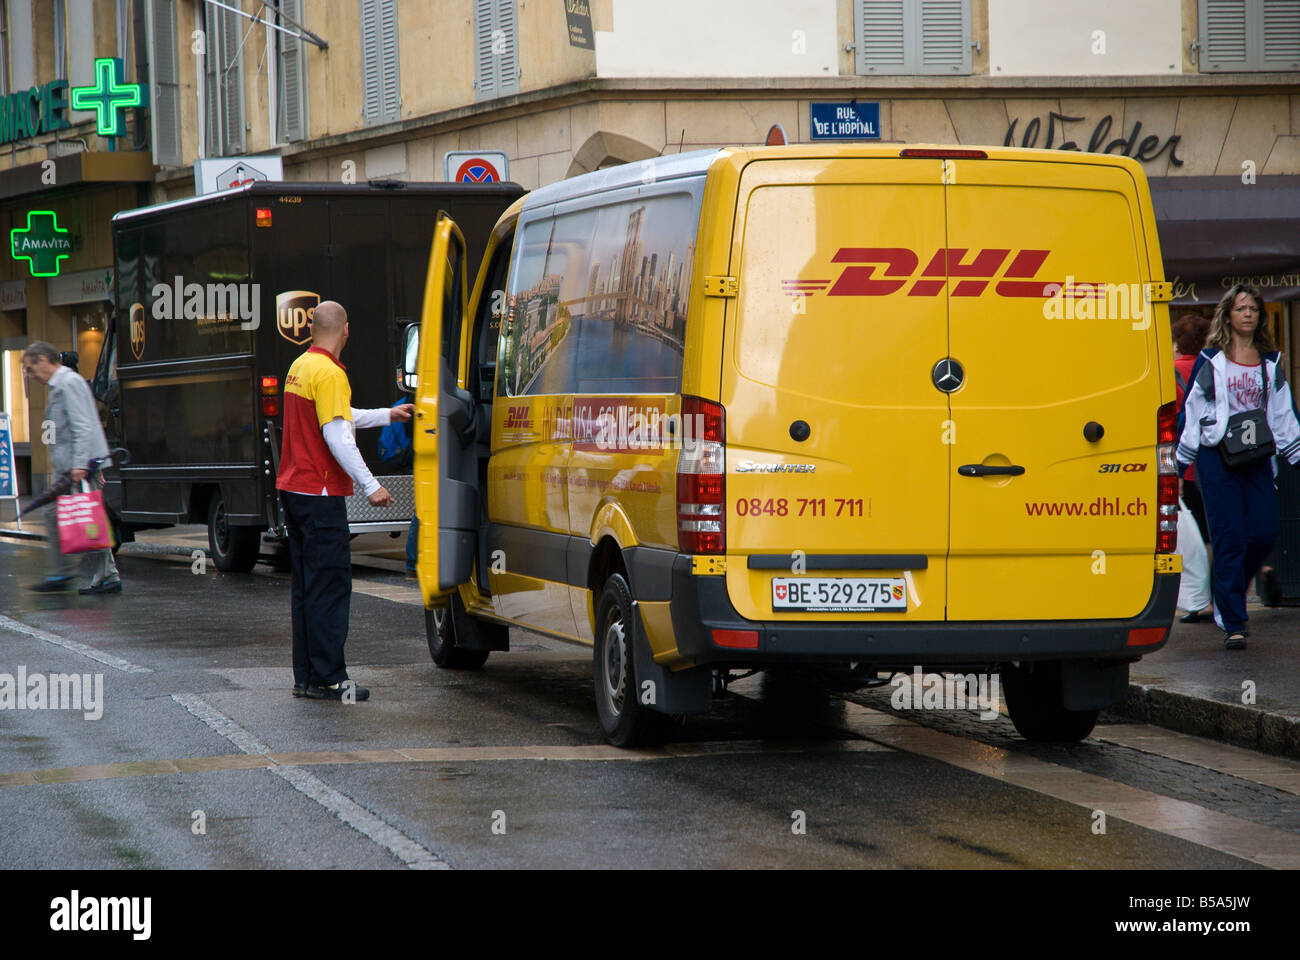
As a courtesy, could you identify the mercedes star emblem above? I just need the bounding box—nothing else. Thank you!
[932,358,965,393]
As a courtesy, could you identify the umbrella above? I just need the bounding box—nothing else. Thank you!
[19,448,130,517]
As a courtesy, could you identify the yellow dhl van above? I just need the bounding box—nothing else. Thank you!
[406,144,1180,747]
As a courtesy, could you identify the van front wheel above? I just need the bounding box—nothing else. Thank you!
[593,575,666,748]
[1001,662,1098,742]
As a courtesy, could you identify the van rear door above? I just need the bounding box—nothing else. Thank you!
[722,158,949,623]
[943,158,1163,621]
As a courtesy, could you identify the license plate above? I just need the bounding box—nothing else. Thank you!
[771,577,906,612]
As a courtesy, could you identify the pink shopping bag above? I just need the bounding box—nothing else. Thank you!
[56,487,114,554]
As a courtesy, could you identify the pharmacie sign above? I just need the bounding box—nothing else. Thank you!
[0,79,70,145]
[0,58,145,145]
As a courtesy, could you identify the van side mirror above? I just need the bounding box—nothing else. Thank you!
[398,322,419,394]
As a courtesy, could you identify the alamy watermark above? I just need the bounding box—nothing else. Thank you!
[152,276,260,331]
[890,667,1000,721]
[0,667,104,719]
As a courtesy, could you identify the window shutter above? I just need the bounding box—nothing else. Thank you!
[495,0,519,97]
[360,0,382,122]
[1261,0,1300,69]
[220,2,245,152]
[205,9,221,154]
[1201,0,1300,71]
[915,0,969,74]
[474,0,497,99]
[279,0,306,140]
[1201,0,1250,70]
[380,0,400,120]
[855,0,907,74]
[146,0,181,166]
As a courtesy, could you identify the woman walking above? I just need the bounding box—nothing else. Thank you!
[1175,284,1300,649]
[1172,314,1214,622]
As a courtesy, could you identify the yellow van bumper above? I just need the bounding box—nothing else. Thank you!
[667,556,1179,667]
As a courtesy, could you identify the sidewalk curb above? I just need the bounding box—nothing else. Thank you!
[1111,681,1300,760]
[0,528,45,542]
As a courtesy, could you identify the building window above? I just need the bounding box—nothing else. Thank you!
[0,1,9,96]
[1200,0,1300,71]
[277,0,307,141]
[205,0,246,155]
[53,0,66,79]
[853,0,971,76]
[360,0,399,125]
[146,0,180,166]
[474,0,518,101]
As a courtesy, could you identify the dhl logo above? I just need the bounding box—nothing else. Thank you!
[781,248,1102,299]
[503,405,534,430]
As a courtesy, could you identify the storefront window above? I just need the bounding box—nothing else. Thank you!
[2,351,29,443]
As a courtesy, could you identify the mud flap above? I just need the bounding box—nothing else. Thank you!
[631,600,711,715]
[1061,659,1129,711]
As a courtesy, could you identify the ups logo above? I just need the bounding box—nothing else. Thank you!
[129,302,146,360]
[276,290,319,345]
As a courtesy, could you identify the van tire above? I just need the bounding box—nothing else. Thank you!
[207,494,261,573]
[1002,662,1098,742]
[425,596,491,669]
[593,574,667,748]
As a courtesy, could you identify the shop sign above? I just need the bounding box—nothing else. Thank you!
[0,280,25,312]
[11,211,72,278]
[70,57,145,138]
[48,266,113,306]
[1004,112,1184,166]
[0,80,70,145]
[565,0,594,48]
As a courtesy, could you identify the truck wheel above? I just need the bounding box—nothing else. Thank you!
[1002,662,1098,742]
[592,575,668,747]
[424,594,492,669]
[207,494,261,573]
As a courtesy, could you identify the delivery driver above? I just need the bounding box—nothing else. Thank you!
[277,301,413,701]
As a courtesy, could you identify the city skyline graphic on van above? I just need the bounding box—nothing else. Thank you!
[501,192,696,397]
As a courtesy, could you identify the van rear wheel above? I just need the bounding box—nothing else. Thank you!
[207,494,261,573]
[425,594,492,669]
[1002,662,1098,742]
[593,575,668,747]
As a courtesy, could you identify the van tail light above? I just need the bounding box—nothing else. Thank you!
[677,396,725,555]
[261,375,280,417]
[1156,401,1178,553]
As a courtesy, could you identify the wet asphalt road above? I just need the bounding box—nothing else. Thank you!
[0,536,1295,870]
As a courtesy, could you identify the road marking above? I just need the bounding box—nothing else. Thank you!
[0,614,152,674]
[1094,724,1300,796]
[0,736,887,790]
[351,579,422,605]
[834,700,1300,870]
[170,694,450,870]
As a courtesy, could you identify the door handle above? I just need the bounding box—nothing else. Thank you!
[957,464,1025,477]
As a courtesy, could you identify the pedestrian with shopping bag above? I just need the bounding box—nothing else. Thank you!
[21,342,122,594]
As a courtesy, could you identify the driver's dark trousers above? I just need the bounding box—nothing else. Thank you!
[282,491,352,688]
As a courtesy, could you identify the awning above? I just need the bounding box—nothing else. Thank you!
[1149,175,1300,304]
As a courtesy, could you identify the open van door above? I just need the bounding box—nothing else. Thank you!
[413,215,479,608]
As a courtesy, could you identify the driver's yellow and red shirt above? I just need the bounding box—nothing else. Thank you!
[277,346,354,496]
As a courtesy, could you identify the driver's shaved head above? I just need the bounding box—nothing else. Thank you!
[311,300,347,337]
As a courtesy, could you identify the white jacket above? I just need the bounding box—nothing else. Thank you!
[1176,348,1300,473]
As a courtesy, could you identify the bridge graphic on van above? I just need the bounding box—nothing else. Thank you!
[781,247,1105,299]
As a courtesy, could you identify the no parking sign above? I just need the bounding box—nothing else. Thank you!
[443,150,510,183]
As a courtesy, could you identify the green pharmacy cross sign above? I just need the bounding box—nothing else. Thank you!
[70,57,143,138]
[11,211,72,277]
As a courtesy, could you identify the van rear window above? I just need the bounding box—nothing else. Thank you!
[499,190,700,397]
